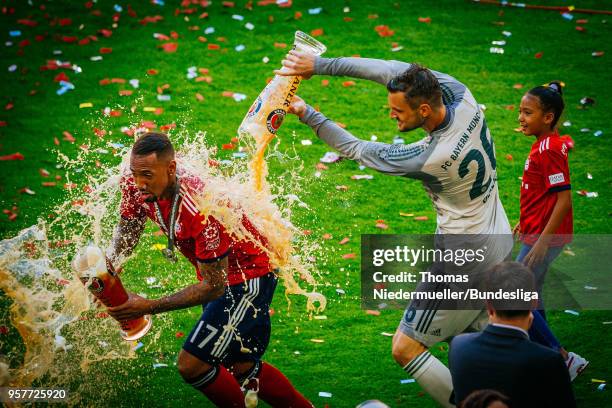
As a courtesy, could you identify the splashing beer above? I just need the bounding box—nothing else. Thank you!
[73,246,152,341]
[238,31,326,192]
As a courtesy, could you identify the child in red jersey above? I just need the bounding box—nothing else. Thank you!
[514,81,588,380]
[515,81,572,272]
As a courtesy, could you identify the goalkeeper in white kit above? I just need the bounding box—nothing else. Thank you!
[279,52,513,407]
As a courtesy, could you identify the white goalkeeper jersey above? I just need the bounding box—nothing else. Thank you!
[301,57,512,257]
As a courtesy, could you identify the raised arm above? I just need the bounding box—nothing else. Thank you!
[315,56,411,85]
[276,50,411,86]
[277,51,469,111]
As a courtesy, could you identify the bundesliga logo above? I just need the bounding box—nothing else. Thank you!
[266,109,286,134]
[247,97,262,118]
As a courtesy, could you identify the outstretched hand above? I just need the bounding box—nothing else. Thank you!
[274,50,316,79]
[287,95,307,118]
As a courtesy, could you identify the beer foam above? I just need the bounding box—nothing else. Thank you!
[237,73,327,311]
[0,122,326,402]
[169,131,326,313]
[0,224,137,403]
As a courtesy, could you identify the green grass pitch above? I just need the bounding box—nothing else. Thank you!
[0,0,610,406]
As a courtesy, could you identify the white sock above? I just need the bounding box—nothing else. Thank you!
[404,351,454,408]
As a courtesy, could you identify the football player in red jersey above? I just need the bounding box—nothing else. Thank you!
[106,132,312,407]
[515,82,588,380]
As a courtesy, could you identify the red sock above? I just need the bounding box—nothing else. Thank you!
[257,362,312,408]
[190,365,245,408]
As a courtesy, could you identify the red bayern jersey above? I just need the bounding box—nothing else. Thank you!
[120,172,272,285]
[519,132,573,246]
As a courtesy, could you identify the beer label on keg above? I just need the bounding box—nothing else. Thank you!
[247,97,262,118]
[266,109,286,134]
[283,77,301,107]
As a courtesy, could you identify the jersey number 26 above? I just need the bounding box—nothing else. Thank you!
[458,119,496,200]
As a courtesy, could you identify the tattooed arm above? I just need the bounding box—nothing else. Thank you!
[106,257,227,321]
[150,258,227,314]
[106,216,146,271]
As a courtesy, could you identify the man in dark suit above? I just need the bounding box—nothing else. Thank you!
[449,262,576,408]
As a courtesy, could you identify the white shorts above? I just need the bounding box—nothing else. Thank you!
[397,234,512,346]
[398,305,489,347]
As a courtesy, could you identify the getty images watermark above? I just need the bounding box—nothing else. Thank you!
[361,234,612,311]
[370,242,537,305]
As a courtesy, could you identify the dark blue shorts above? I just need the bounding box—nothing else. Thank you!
[182,272,277,366]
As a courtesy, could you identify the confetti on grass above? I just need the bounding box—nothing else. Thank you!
[564,310,580,316]
[0,153,24,161]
